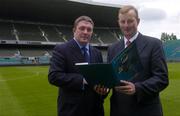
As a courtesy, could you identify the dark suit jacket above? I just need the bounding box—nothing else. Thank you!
[108,33,169,116]
[48,39,104,116]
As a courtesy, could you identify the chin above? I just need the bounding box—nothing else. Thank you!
[80,41,89,45]
[82,39,89,42]
[124,33,132,37]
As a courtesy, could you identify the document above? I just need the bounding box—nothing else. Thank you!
[76,41,143,88]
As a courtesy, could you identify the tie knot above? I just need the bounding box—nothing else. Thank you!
[81,47,87,54]
[81,47,87,51]
[126,40,131,47]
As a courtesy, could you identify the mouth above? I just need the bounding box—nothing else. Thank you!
[81,36,90,40]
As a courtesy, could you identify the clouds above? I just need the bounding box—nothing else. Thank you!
[139,8,167,21]
[93,0,180,39]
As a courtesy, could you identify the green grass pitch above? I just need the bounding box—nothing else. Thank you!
[0,62,180,116]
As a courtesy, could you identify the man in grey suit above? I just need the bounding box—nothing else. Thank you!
[48,16,104,116]
[108,5,169,116]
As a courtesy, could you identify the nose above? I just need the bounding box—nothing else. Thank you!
[123,22,129,27]
[83,29,89,34]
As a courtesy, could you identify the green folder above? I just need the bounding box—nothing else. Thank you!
[76,41,143,88]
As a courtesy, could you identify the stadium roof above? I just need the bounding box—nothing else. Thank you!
[69,0,121,8]
[0,0,121,27]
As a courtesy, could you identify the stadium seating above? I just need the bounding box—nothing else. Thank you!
[91,33,101,44]
[19,48,47,57]
[0,22,16,40]
[0,21,121,44]
[40,25,65,42]
[14,23,46,41]
[110,28,123,40]
[56,26,73,41]
[0,20,179,65]
[94,28,119,44]
[0,48,18,57]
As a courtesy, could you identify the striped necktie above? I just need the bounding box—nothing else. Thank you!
[126,40,131,47]
[81,47,89,62]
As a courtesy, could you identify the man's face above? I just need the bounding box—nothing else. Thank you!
[73,20,93,45]
[118,10,140,39]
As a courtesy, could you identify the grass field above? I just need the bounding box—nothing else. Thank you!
[0,63,180,116]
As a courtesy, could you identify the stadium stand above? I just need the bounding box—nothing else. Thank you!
[91,32,101,44]
[94,28,119,44]
[0,0,179,66]
[0,21,16,40]
[14,23,46,42]
[19,48,47,57]
[110,28,123,40]
[0,48,18,57]
[56,26,73,41]
[40,25,65,42]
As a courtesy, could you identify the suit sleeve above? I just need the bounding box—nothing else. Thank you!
[48,45,84,91]
[134,40,169,102]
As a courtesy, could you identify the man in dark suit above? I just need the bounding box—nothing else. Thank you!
[108,5,169,116]
[48,16,104,116]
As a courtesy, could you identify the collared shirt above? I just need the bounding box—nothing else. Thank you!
[73,38,90,56]
[124,32,139,48]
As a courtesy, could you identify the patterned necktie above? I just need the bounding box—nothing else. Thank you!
[81,47,89,62]
[126,40,131,47]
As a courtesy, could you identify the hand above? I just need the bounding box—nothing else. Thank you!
[115,80,136,95]
[94,85,110,95]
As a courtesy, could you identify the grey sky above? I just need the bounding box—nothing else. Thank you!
[93,0,180,39]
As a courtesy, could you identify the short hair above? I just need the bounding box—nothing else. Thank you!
[73,16,94,28]
[119,5,139,19]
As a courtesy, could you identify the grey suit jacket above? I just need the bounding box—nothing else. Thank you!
[48,39,104,116]
[108,33,169,116]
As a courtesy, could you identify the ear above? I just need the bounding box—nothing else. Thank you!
[73,27,75,33]
[137,18,140,25]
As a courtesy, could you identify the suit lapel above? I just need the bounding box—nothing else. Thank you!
[135,33,148,54]
[89,46,95,63]
[68,39,84,61]
[119,39,125,51]
[107,39,124,62]
[114,39,125,57]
